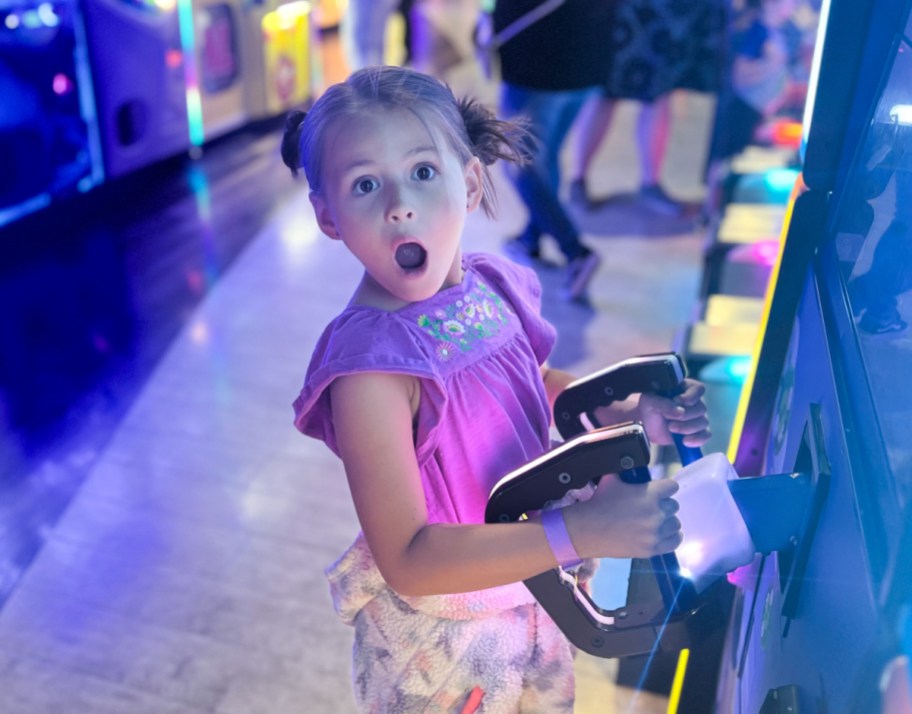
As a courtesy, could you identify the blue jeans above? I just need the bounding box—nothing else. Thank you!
[500,83,596,261]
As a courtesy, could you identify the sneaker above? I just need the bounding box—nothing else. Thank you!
[563,251,601,301]
[504,237,559,269]
[504,237,540,263]
[639,184,684,216]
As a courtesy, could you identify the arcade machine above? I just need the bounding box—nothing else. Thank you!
[0,0,104,227]
[183,0,248,145]
[483,3,912,711]
[485,353,809,712]
[241,0,311,121]
[717,0,912,709]
[81,0,191,179]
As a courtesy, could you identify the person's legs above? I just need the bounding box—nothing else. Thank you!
[637,95,670,188]
[569,93,617,203]
[500,83,601,299]
[637,95,684,215]
[500,83,592,260]
[345,0,400,69]
[859,217,910,333]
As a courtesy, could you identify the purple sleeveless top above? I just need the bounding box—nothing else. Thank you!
[293,252,557,525]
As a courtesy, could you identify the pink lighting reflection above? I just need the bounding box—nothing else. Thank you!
[749,239,780,267]
[52,73,73,95]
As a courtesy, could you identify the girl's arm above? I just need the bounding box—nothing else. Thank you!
[331,370,681,597]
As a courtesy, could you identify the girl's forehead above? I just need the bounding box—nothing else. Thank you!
[334,107,437,143]
[323,107,451,165]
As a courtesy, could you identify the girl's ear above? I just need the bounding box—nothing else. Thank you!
[464,157,484,213]
[309,191,341,240]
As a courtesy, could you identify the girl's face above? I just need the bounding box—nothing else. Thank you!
[310,108,483,309]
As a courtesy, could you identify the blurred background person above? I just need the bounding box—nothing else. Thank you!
[494,0,611,301]
[568,0,726,216]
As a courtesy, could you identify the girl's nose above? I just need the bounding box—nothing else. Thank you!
[385,186,415,223]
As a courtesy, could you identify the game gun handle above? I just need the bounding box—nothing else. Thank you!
[554,352,702,612]
[554,351,702,464]
[485,422,710,658]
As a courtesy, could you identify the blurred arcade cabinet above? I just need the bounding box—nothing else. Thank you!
[310,0,348,94]
[242,0,311,121]
[714,0,912,711]
[186,0,248,143]
[80,0,190,179]
[0,0,104,227]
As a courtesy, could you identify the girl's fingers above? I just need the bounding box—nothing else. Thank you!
[667,415,710,435]
[659,497,680,515]
[673,379,706,406]
[654,531,685,555]
[659,516,683,539]
[680,431,712,447]
[652,478,679,499]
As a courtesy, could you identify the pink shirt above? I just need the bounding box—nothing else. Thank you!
[293,252,557,525]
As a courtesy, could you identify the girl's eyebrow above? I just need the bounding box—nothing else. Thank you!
[340,145,439,173]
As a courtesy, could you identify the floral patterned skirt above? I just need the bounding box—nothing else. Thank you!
[326,534,575,713]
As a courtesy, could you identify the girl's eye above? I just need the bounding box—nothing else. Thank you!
[353,177,379,195]
[413,165,436,181]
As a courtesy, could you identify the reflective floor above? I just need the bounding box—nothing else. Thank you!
[0,88,715,712]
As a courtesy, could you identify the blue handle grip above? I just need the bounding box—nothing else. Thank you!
[673,433,703,466]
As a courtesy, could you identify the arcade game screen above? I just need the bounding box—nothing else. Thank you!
[830,20,912,512]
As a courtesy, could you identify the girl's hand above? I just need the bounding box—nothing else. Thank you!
[636,378,711,448]
[564,474,683,559]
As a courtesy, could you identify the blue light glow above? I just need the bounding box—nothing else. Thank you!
[764,168,800,194]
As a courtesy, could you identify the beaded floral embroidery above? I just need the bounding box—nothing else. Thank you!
[417,280,513,361]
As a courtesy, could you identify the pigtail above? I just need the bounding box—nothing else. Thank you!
[281,110,307,177]
[458,97,533,168]
[458,97,533,218]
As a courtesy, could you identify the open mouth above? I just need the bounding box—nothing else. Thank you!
[395,242,427,271]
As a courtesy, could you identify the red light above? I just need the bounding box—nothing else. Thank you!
[166,48,183,69]
[771,119,803,148]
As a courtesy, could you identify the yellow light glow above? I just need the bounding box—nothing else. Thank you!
[726,174,807,464]
[667,648,691,714]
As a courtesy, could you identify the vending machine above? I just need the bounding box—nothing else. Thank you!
[0,0,104,227]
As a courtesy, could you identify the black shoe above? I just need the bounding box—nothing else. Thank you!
[504,238,559,269]
[639,184,684,216]
[562,251,601,301]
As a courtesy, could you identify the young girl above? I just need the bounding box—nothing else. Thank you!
[282,66,710,713]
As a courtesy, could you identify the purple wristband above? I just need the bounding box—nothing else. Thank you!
[541,508,582,569]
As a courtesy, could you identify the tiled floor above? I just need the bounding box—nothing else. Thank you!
[0,83,715,712]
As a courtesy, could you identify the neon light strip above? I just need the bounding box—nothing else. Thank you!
[177,0,204,146]
[800,0,832,160]
[666,648,690,714]
[71,0,105,186]
[726,178,802,463]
